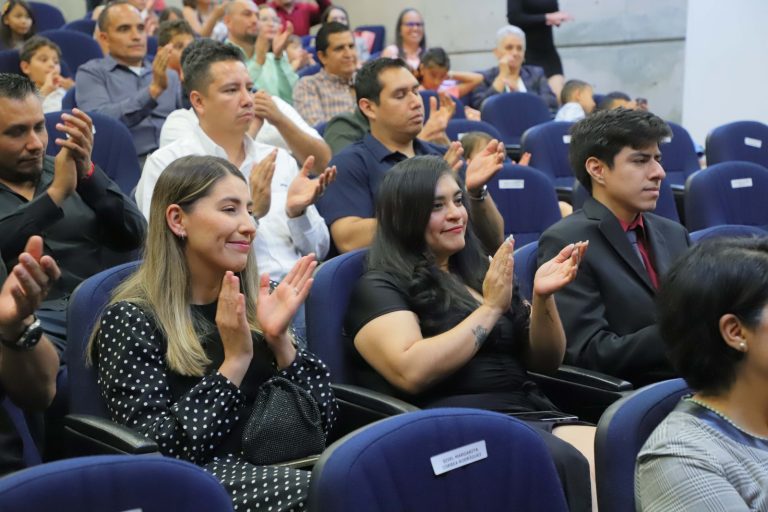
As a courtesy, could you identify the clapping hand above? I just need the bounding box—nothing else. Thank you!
[533,241,588,297]
[257,254,316,343]
[482,235,515,313]
[285,156,336,218]
[465,139,505,192]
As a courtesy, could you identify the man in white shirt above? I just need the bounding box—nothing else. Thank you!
[136,39,334,337]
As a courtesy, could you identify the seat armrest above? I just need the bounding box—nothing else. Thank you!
[331,384,419,415]
[64,414,159,456]
[546,365,633,392]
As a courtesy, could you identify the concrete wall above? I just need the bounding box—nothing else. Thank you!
[336,0,687,122]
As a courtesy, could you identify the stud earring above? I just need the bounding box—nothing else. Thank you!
[739,340,747,352]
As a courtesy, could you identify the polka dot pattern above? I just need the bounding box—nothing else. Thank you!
[95,301,339,511]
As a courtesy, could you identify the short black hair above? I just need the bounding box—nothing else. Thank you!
[97,0,132,32]
[157,19,194,47]
[560,79,589,106]
[420,47,449,69]
[181,38,244,94]
[658,237,768,394]
[0,72,38,100]
[597,91,631,111]
[354,57,410,106]
[159,6,183,24]
[315,21,350,54]
[568,108,671,192]
[19,35,60,64]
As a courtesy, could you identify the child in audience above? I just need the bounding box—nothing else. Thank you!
[555,79,595,122]
[416,48,483,121]
[0,0,34,50]
[19,36,73,113]
[157,19,195,74]
[285,34,315,73]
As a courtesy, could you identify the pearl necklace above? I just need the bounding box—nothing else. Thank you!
[686,397,768,442]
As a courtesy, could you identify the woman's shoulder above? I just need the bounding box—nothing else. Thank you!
[100,300,158,330]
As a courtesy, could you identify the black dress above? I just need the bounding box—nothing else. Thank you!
[95,301,338,512]
[507,0,564,77]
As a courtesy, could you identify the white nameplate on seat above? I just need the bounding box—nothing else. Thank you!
[430,440,488,476]
[744,137,762,148]
[458,132,468,140]
[498,179,525,189]
[661,136,672,143]
[562,135,571,144]
[731,178,753,189]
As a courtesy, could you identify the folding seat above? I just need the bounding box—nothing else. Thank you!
[310,408,568,512]
[595,379,689,512]
[512,240,538,301]
[38,29,102,76]
[420,89,465,121]
[0,50,20,74]
[689,224,768,242]
[445,118,503,143]
[354,25,385,54]
[480,92,551,147]
[29,2,65,32]
[298,63,322,78]
[706,120,768,168]
[521,120,574,195]
[685,161,768,231]
[660,121,700,190]
[61,18,96,36]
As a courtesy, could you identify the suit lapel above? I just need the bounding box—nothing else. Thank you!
[584,198,655,292]
[644,214,673,277]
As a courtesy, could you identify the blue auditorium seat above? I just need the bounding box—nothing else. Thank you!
[0,49,20,74]
[29,2,65,32]
[298,63,322,78]
[446,119,503,143]
[689,224,768,242]
[310,408,568,512]
[354,25,385,54]
[487,163,562,245]
[660,121,700,190]
[38,29,102,76]
[684,161,768,231]
[595,379,689,512]
[706,120,768,168]
[480,92,551,147]
[62,18,96,36]
[513,240,538,301]
[521,120,575,193]
[0,455,233,511]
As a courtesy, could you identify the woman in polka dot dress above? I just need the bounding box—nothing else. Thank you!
[88,155,338,511]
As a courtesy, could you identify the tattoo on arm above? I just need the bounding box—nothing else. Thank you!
[472,325,489,349]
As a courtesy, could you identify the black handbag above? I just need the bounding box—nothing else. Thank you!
[241,376,326,465]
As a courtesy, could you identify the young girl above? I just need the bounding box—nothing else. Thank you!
[0,0,34,50]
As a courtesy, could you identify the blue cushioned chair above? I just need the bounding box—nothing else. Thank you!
[488,164,561,245]
[39,30,102,76]
[446,119,503,143]
[684,161,768,231]
[297,63,322,78]
[661,121,700,190]
[61,87,76,109]
[0,455,233,511]
[521,121,575,194]
[420,90,465,121]
[0,49,19,74]
[572,178,680,222]
[29,2,65,32]
[147,35,158,59]
[1,397,41,468]
[355,25,385,54]
[45,111,141,195]
[706,120,768,168]
[513,241,538,302]
[480,92,551,147]
[62,18,96,35]
[310,408,568,512]
[689,224,768,242]
[595,378,690,512]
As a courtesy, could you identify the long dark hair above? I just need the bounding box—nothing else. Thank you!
[0,0,34,49]
[394,8,425,59]
[369,156,526,334]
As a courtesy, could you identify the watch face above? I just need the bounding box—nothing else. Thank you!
[11,319,43,350]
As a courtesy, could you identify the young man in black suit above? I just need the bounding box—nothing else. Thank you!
[538,108,690,386]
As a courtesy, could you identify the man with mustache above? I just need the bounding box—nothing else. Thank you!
[538,108,691,386]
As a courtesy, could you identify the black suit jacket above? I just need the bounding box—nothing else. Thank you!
[537,197,691,386]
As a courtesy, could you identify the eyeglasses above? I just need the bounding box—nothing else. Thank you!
[403,22,424,28]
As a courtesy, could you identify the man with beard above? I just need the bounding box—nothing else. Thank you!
[0,74,146,355]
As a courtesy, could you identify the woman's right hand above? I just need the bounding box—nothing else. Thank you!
[216,271,253,363]
[482,236,515,313]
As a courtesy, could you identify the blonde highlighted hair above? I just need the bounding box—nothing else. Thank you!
[87,155,261,376]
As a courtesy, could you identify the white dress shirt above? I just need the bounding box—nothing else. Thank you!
[158,95,322,151]
[136,125,330,280]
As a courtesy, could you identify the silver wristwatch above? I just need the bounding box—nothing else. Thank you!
[0,317,43,351]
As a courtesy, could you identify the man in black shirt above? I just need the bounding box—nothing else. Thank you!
[0,74,146,355]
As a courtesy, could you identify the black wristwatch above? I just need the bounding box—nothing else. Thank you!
[0,317,43,351]
[468,185,488,201]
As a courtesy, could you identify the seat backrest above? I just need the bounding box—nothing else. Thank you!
[684,161,768,231]
[354,25,385,54]
[660,121,700,188]
[0,454,233,511]
[487,164,561,245]
[45,110,141,194]
[298,62,322,78]
[512,241,538,302]
[689,223,768,242]
[310,408,568,512]
[0,49,20,74]
[29,2,65,32]
[521,120,574,188]
[61,87,76,109]
[65,261,140,416]
[446,119,503,143]
[305,249,367,384]
[420,90,465,122]
[706,120,768,168]
[1,397,42,468]
[147,35,158,59]
[572,177,680,223]
[38,29,102,76]
[595,378,689,512]
[480,92,552,146]
[62,18,96,35]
